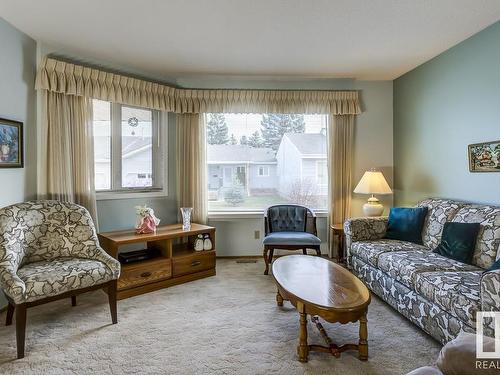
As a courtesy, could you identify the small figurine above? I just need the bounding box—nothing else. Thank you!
[135,205,160,234]
[194,234,204,251]
[203,234,213,251]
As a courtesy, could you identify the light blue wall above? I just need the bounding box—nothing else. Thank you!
[0,18,37,309]
[394,21,500,206]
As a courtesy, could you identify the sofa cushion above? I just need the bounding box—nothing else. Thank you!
[452,205,500,269]
[351,239,428,267]
[384,207,428,244]
[263,232,321,246]
[417,198,463,249]
[17,258,115,303]
[378,250,480,289]
[415,271,482,326]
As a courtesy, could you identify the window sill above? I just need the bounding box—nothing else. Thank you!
[208,210,328,221]
[96,189,168,201]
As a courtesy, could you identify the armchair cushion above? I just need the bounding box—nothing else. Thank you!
[16,258,115,303]
[263,232,321,246]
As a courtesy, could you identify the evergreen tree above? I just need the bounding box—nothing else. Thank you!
[260,114,305,151]
[240,135,248,145]
[247,131,263,148]
[206,113,229,144]
[229,133,237,145]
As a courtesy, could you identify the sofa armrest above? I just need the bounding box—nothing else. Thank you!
[344,217,388,243]
[481,269,500,312]
[481,269,500,336]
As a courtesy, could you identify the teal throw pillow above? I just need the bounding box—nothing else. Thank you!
[433,222,480,264]
[384,207,428,245]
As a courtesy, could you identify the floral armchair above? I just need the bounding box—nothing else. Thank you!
[0,200,121,359]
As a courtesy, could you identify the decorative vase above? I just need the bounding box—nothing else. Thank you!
[180,207,193,231]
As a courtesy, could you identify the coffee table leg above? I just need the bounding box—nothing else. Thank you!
[297,304,309,362]
[358,313,368,361]
[276,290,283,307]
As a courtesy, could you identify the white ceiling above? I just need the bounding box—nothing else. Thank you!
[1,0,500,80]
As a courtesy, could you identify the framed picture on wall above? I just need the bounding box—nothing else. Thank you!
[468,140,500,172]
[0,118,23,168]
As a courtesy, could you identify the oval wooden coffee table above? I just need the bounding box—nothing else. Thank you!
[272,255,371,363]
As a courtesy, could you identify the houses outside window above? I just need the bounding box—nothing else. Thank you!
[205,113,329,212]
[92,100,167,198]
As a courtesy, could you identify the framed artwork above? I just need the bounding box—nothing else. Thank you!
[0,118,23,168]
[468,140,500,172]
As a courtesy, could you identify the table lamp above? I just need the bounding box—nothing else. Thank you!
[353,170,392,216]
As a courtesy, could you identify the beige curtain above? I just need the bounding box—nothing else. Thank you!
[328,114,355,258]
[36,57,361,115]
[176,114,207,224]
[38,91,98,224]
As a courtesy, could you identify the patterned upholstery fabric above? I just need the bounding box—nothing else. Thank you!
[18,259,115,302]
[451,205,500,269]
[344,216,388,242]
[481,269,500,333]
[415,271,482,326]
[352,257,478,344]
[417,198,463,249]
[350,239,428,267]
[377,250,480,289]
[0,200,120,304]
[346,199,500,344]
[266,205,308,233]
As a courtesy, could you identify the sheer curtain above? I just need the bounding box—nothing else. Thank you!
[38,91,98,224]
[176,113,208,224]
[328,114,355,258]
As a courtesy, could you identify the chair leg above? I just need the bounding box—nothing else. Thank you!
[302,248,307,255]
[315,247,321,256]
[263,247,270,275]
[16,303,27,359]
[6,301,14,326]
[268,248,274,270]
[108,280,118,324]
[71,296,77,307]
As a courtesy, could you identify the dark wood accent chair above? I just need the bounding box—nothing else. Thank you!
[263,204,321,275]
[0,201,121,359]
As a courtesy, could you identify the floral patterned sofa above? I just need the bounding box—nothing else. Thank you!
[344,198,500,344]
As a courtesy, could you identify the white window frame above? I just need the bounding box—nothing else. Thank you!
[257,165,270,177]
[95,103,168,200]
[316,159,328,186]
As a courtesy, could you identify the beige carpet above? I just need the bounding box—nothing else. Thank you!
[0,259,440,374]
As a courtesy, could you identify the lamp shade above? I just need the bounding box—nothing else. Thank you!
[353,171,392,195]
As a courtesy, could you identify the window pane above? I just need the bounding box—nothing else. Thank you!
[206,113,328,211]
[93,100,111,190]
[121,106,153,188]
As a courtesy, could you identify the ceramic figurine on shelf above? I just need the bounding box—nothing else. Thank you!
[203,234,213,251]
[135,205,160,234]
[194,234,204,251]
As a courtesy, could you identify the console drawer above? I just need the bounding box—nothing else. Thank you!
[118,258,172,290]
[172,251,215,277]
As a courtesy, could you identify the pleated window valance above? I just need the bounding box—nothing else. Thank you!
[36,57,361,115]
